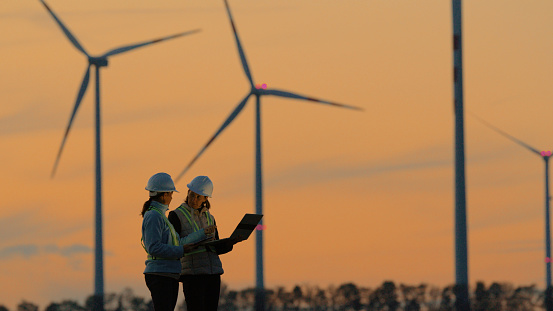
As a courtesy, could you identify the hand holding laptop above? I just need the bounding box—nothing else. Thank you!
[204,225,217,236]
[200,213,263,247]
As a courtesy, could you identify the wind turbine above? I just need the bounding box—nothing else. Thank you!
[469,113,553,311]
[175,1,362,310]
[40,1,199,310]
[451,0,470,309]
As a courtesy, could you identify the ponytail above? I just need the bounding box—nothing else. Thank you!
[141,198,153,218]
[141,193,165,217]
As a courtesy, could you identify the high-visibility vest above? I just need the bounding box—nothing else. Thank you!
[177,205,215,256]
[141,207,180,260]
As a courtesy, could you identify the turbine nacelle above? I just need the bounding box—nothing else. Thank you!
[89,56,109,67]
[252,83,267,95]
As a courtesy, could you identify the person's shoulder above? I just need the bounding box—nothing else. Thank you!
[143,209,163,221]
[173,203,187,211]
[168,209,178,220]
[171,205,186,216]
[207,210,217,221]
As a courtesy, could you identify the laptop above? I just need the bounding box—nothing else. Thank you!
[200,213,263,247]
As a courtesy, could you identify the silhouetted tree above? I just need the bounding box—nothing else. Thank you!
[358,286,372,310]
[44,303,60,311]
[299,285,317,309]
[10,280,553,311]
[128,296,149,311]
[423,286,440,311]
[505,285,540,311]
[219,288,239,311]
[45,300,85,311]
[438,285,455,311]
[291,285,303,310]
[367,281,399,311]
[237,287,256,309]
[0,305,8,311]
[16,301,38,311]
[487,282,511,310]
[312,287,329,311]
[335,283,361,311]
[399,283,426,311]
[473,281,489,311]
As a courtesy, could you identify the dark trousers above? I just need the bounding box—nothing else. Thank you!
[145,274,179,311]
[181,274,221,311]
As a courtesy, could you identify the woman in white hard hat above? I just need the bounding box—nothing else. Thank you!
[168,175,237,311]
[141,172,202,311]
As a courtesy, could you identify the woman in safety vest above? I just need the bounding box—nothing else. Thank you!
[141,172,199,311]
[168,175,238,311]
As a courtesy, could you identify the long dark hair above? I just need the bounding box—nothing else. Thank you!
[185,190,211,210]
[141,193,165,218]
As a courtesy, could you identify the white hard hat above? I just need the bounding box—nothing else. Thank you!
[145,172,179,196]
[187,176,213,198]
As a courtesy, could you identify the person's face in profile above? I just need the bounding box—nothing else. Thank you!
[161,191,173,205]
[187,190,207,210]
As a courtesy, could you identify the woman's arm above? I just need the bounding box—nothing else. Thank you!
[168,210,208,245]
[168,211,181,234]
[142,212,184,258]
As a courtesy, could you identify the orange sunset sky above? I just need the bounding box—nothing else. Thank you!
[2,0,553,309]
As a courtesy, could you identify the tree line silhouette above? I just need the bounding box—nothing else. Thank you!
[1,280,548,310]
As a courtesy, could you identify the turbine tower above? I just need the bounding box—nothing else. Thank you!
[451,0,470,309]
[175,1,362,310]
[40,1,199,310]
[470,113,553,311]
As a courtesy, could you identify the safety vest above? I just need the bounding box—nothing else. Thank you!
[142,207,180,260]
[177,205,215,256]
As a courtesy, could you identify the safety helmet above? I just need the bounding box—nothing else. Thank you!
[145,172,179,196]
[187,176,213,198]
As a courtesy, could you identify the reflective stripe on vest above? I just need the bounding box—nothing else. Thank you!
[177,205,214,256]
[141,207,180,260]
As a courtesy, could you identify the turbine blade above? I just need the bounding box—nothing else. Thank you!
[51,65,91,178]
[264,89,363,111]
[223,0,254,87]
[468,111,541,156]
[102,29,201,58]
[39,0,89,56]
[175,93,252,183]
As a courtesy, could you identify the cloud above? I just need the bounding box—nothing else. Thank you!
[0,243,92,260]
[0,244,39,259]
[265,151,452,190]
[0,210,90,245]
[476,239,543,255]
[44,244,93,257]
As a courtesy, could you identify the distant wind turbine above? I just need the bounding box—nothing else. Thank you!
[451,0,470,309]
[175,1,362,310]
[469,112,553,311]
[40,1,199,310]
